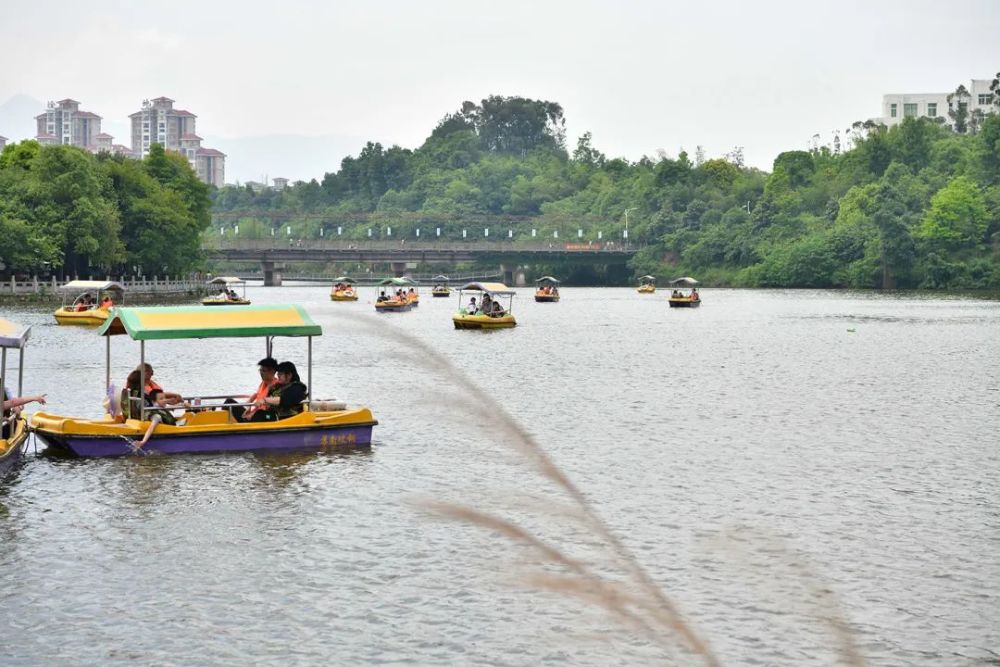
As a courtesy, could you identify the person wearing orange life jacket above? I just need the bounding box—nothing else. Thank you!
[225,357,278,421]
[100,295,114,310]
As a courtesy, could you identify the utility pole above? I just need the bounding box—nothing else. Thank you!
[624,207,637,248]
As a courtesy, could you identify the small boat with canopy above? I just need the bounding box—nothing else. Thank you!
[637,275,656,294]
[375,277,417,312]
[330,276,359,302]
[453,282,517,329]
[534,276,561,302]
[431,275,451,297]
[667,277,701,308]
[30,305,377,457]
[202,277,251,306]
[1,318,31,477]
[54,280,124,325]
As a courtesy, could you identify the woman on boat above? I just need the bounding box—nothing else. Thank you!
[100,295,114,310]
[135,363,183,403]
[251,361,307,422]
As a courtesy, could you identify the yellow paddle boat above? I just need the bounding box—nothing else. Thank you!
[431,275,451,297]
[330,276,359,301]
[637,275,656,294]
[53,280,124,325]
[30,304,377,457]
[534,276,561,302]
[453,282,517,329]
[202,276,251,306]
[374,277,417,313]
[1,318,32,478]
[667,276,701,308]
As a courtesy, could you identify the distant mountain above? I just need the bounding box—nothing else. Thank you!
[0,94,45,141]
[203,133,369,185]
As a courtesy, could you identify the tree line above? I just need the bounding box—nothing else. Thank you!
[0,142,211,277]
[3,91,997,288]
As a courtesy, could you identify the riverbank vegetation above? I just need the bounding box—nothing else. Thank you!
[214,94,1000,288]
[0,142,211,277]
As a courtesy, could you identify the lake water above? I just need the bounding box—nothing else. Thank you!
[1,287,998,666]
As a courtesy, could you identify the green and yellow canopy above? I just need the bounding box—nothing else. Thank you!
[97,305,321,340]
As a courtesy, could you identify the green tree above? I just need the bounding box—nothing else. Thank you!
[916,176,988,250]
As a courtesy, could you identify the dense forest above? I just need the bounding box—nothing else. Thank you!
[0,142,211,277]
[214,93,1000,289]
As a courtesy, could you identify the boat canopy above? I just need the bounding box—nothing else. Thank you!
[61,280,125,292]
[207,276,245,285]
[97,305,321,340]
[0,318,30,349]
[535,276,560,284]
[668,276,699,286]
[332,276,356,284]
[378,277,417,286]
[639,275,656,282]
[459,281,516,296]
[432,275,450,282]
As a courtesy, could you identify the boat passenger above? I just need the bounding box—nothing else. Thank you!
[100,295,114,310]
[251,361,307,422]
[136,363,183,403]
[490,300,505,317]
[226,356,278,421]
[377,291,388,302]
[2,388,47,439]
[690,288,699,300]
[130,389,190,449]
[467,297,477,314]
[481,293,492,314]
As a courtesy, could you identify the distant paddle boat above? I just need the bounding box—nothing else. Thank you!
[30,305,377,457]
[330,276,359,302]
[667,277,701,308]
[202,276,251,306]
[453,282,517,329]
[54,280,124,325]
[431,275,451,297]
[374,277,416,312]
[637,275,656,294]
[0,318,31,477]
[534,276,561,302]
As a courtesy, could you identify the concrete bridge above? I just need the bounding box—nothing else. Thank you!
[205,239,637,286]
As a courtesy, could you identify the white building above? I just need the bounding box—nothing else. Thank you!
[35,99,104,149]
[0,136,7,150]
[129,96,226,186]
[881,78,996,126]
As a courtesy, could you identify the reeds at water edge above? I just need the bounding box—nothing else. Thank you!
[341,312,863,665]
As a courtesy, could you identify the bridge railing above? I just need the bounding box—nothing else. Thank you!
[206,239,632,253]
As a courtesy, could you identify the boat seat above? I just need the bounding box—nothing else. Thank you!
[183,410,234,426]
[309,399,347,412]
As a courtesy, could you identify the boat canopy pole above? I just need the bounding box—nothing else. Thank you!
[139,341,146,421]
[1,348,6,403]
[18,346,24,395]
[105,335,111,393]
[307,336,313,406]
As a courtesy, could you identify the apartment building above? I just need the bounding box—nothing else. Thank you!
[35,99,104,149]
[881,78,996,126]
[129,97,226,186]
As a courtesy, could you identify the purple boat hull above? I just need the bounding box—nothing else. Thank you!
[35,423,375,458]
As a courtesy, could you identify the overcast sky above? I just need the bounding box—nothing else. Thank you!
[1,0,998,182]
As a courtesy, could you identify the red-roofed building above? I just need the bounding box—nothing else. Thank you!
[131,96,225,185]
[35,98,104,150]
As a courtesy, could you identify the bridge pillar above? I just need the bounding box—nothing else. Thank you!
[500,264,526,287]
[391,262,408,277]
[262,261,284,287]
